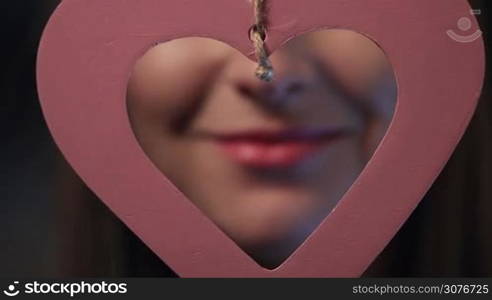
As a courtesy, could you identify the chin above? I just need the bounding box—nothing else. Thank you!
[222,205,316,269]
[214,189,319,248]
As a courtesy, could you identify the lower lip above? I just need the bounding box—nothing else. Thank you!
[217,139,331,168]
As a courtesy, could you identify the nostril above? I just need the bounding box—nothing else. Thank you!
[237,82,274,103]
[235,76,307,110]
[238,84,255,99]
[274,77,307,99]
[285,81,305,95]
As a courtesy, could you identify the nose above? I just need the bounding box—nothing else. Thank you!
[225,51,315,111]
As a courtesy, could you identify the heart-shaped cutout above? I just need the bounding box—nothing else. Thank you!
[37,0,484,277]
[126,30,397,269]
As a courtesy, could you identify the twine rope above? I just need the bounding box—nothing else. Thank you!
[251,0,274,82]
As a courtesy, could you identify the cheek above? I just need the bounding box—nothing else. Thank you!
[127,39,232,127]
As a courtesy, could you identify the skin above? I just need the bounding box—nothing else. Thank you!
[126,30,396,268]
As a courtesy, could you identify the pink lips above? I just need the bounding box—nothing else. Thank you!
[213,128,351,168]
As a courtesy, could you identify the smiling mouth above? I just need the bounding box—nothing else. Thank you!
[208,128,353,168]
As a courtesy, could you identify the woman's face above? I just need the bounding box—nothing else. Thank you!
[127,30,396,268]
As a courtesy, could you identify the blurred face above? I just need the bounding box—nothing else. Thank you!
[127,30,396,268]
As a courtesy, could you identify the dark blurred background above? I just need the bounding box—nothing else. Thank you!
[1,0,491,277]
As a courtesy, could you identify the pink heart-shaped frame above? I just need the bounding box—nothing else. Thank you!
[37,0,485,277]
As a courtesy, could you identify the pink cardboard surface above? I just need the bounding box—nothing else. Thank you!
[37,0,484,277]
